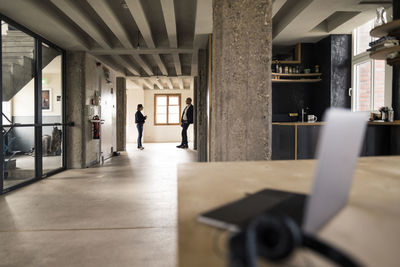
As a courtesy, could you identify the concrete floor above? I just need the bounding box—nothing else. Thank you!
[0,143,196,267]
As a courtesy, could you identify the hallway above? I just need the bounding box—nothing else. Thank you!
[0,143,196,267]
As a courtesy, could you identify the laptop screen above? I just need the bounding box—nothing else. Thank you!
[303,108,367,233]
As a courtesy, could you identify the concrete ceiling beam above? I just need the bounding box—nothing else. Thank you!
[87,0,149,75]
[272,0,288,18]
[149,77,164,90]
[164,77,174,90]
[160,0,178,49]
[142,79,154,90]
[177,77,184,90]
[87,0,133,48]
[95,55,126,74]
[90,48,193,55]
[125,0,168,76]
[160,0,182,76]
[125,0,156,48]
[191,0,212,76]
[50,0,110,49]
[129,79,141,88]
[132,54,153,76]
[111,56,141,76]
[172,53,182,76]
[21,1,91,50]
[153,55,169,76]
[272,0,314,39]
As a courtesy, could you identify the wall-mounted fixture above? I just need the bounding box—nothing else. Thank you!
[121,1,128,9]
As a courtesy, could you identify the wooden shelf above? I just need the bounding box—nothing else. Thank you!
[272,79,322,83]
[272,73,322,77]
[369,46,400,60]
[370,19,400,38]
[387,56,400,66]
[271,60,300,64]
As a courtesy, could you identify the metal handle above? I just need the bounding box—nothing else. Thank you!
[2,122,74,128]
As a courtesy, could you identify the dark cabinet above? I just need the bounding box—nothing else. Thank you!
[297,125,321,159]
[272,124,400,160]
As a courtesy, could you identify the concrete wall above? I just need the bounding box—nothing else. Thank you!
[116,77,126,151]
[66,51,86,168]
[211,0,272,161]
[126,80,144,143]
[85,53,118,164]
[196,49,209,162]
[143,89,194,143]
[66,52,122,168]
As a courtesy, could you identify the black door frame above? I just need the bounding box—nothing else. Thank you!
[0,13,68,194]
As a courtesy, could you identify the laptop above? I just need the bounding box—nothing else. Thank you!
[198,108,367,233]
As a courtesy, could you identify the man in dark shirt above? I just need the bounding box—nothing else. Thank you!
[135,104,147,150]
[177,98,193,149]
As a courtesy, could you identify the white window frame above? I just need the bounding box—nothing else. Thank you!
[351,20,392,112]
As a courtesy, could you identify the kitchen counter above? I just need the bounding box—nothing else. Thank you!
[272,122,400,160]
[272,121,400,126]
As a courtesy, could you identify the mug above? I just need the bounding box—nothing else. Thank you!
[307,115,317,122]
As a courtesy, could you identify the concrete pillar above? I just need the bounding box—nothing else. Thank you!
[66,51,86,168]
[193,77,198,150]
[197,49,209,162]
[210,0,272,161]
[116,77,126,151]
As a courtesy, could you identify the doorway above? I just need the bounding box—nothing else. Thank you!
[0,16,67,193]
[125,79,194,147]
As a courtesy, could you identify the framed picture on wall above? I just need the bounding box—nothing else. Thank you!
[42,89,52,111]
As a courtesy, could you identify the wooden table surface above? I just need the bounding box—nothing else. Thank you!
[178,156,400,267]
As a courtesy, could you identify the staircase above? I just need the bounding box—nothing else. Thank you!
[2,29,60,101]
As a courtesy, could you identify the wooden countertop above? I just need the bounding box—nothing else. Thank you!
[272,122,323,125]
[178,156,400,267]
[272,121,400,126]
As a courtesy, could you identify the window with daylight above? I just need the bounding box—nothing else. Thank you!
[352,20,391,111]
[154,94,181,125]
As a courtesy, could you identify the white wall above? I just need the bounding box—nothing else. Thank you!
[143,89,194,143]
[126,80,145,143]
[10,56,62,117]
[85,53,119,164]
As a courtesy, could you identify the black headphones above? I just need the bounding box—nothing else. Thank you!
[229,213,363,267]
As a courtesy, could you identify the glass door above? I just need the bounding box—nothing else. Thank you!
[41,43,63,175]
[0,16,66,193]
[1,21,36,189]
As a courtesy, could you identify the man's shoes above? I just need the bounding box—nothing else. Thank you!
[138,147,144,150]
[176,144,183,148]
[181,144,188,149]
